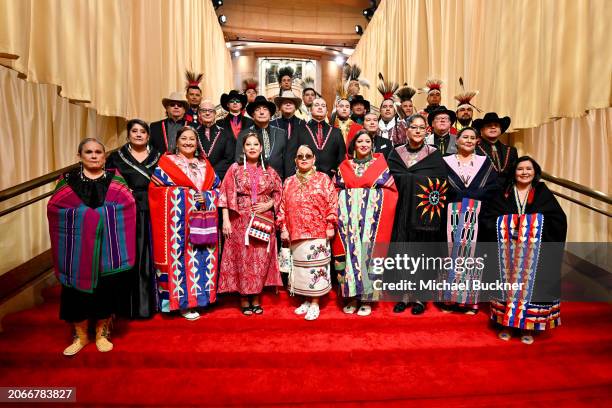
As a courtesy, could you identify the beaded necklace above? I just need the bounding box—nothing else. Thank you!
[513,185,531,215]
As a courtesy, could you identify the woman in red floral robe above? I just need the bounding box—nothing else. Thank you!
[278,145,338,321]
[218,132,283,315]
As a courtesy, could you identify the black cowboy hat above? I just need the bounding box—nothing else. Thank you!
[246,95,277,117]
[350,95,371,112]
[220,90,247,111]
[427,106,457,126]
[472,112,511,134]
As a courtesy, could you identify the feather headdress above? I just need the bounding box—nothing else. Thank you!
[419,78,443,94]
[277,66,295,84]
[185,69,204,90]
[396,83,417,102]
[299,76,321,96]
[335,80,349,104]
[242,78,259,92]
[454,77,481,111]
[377,73,399,101]
[343,63,370,90]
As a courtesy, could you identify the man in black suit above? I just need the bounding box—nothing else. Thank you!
[296,97,346,179]
[234,96,295,179]
[271,90,306,142]
[474,112,518,189]
[217,90,253,140]
[149,91,189,154]
[195,100,236,182]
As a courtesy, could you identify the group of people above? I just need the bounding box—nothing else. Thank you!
[47,66,567,356]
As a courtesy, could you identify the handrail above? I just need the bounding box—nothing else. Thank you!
[549,189,611,218]
[0,163,79,204]
[542,172,612,206]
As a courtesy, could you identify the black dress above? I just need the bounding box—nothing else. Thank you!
[106,145,161,318]
[59,169,120,323]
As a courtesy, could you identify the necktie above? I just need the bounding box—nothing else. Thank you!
[491,144,501,170]
[262,128,271,157]
[316,123,323,148]
[205,127,211,142]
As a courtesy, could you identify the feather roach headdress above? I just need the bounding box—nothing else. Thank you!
[419,78,443,94]
[343,63,370,90]
[299,76,321,97]
[377,72,399,101]
[454,77,482,111]
[242,78,259,92]
[396,83,417,102]
[185,69,204,91]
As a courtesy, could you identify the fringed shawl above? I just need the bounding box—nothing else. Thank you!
[47,173,136,293]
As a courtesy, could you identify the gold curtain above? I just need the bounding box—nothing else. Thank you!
[0,0,233,122]
[0,0,233,274]
[511,108,612,242]
[350,0,611,129]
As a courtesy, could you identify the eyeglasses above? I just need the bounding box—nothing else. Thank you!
[168,102,183,108]
[434,117,450,122]
[296,154,314,160]
[199,109,215,114]
[228,99,241,104]
[409,125,427,131]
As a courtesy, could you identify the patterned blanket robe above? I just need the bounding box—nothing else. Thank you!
[149,155,220,312]
[47,174,136,293]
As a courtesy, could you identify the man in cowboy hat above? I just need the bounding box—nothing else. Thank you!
[474,112,518,188]
[234,95,295,179]
[217,89,253,139]
[425,106,458,156]
[295,97,346,179]
[350,95,370,125]
[271,90,306,141]
[150,91,190,153]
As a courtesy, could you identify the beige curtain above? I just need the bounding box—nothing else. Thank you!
[350,0,611,129]
[0,0,233,275]
[511,108,612,242]
[0,0,233,122]
[0,66,123,274]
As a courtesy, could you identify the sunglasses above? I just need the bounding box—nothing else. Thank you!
[296,154,314,160]
[228,98,241,104]
[168,102,184,108]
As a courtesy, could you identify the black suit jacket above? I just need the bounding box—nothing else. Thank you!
[149,118,188,154]
[216,114,254,139]
[295,120,346,178]
[196,124,236,182]
[234,124,295,179]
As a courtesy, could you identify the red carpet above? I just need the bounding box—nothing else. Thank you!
[1,286,611,407]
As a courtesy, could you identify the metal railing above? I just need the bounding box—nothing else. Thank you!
[0,150,117,218]
[542,172,611,218]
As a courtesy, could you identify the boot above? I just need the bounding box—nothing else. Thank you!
[63,320,89,356]
[95,318,114,352]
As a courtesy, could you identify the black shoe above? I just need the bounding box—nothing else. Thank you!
[411,301,426,315]
[393,302,408,313]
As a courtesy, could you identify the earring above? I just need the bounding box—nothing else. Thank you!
[79,162,85,181]
[243,153,247,170]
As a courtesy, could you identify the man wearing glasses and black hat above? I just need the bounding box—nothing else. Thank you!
[425,106,458,156]
[217,90,254,139]
[234,96,295,179]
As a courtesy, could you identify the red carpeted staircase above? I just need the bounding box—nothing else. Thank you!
[0,286,611,407]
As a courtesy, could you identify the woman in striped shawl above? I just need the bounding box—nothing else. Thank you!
[47,138,137,356]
